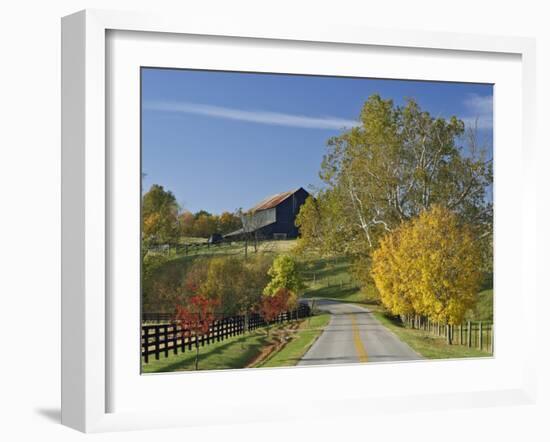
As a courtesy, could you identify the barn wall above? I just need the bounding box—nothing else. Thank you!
[273,188,309,238]
[233,188,310,240]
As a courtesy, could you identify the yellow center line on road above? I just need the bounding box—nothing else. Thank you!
[349,314,368,363]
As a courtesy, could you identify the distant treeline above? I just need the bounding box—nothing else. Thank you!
[179,210,241,238]
[142,184,242,243]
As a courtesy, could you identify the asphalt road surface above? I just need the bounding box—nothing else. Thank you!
[298,299,422,366]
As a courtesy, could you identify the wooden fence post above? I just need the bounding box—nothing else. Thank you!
[143,329,149,364]
[173,325,178,355]
[155,326,160,360]
[479,322,483,350]
[164,326,169,357]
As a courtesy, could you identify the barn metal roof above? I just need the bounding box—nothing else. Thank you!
[249,188,301,212]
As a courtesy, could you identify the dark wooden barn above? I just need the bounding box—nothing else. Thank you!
[224,187,310,240]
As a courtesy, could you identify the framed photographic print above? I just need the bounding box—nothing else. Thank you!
[139,67,493,374]
[61,9,537,432]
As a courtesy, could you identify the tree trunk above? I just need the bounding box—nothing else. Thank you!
[446,324,452,345]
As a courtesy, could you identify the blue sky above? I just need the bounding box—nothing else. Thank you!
[141,68,493,214]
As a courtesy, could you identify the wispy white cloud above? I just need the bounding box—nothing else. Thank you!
[460,94,493,130]
[144,101,359,130]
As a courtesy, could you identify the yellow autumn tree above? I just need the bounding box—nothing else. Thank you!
[371,206,483,340]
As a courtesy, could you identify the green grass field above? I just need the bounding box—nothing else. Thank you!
[149,239,298,261]
[299,256,376,303]
[256,313,331,368]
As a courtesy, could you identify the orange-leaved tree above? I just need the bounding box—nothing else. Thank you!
[371,205,483,344]
[174,293,219,370]
[259,288,291,336]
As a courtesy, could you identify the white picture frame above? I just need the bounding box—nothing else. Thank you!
[61,9,537,433]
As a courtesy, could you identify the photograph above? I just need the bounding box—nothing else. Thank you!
[140,68,494,374]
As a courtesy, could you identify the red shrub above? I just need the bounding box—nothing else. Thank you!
[260,288,291,325]
[174,294,219,369]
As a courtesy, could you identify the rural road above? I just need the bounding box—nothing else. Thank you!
[299,299,422,366]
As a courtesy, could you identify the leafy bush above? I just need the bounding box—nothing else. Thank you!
[263,255,305,307]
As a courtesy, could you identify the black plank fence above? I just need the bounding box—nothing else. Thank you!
[141,303,311,363]
[146,238,271,258]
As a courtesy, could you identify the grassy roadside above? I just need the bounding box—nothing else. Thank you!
[367,304,492,359]
[256,313,331,368]
[142,325,281,373]
[300,256,376,304]
[141,314,330,373]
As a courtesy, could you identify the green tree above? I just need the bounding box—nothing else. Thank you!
[194,210,212,219]
[218,211,241,234]
[142,184,180,244]
[141,253,172,312]
[295,191,347,256]
[201,257,245,316]
[193,213,218,238]
[178,210,195,237]
[200,255,272,317]
[241,255,273,312]
[264,255,305,310]
[297,95,492,285]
